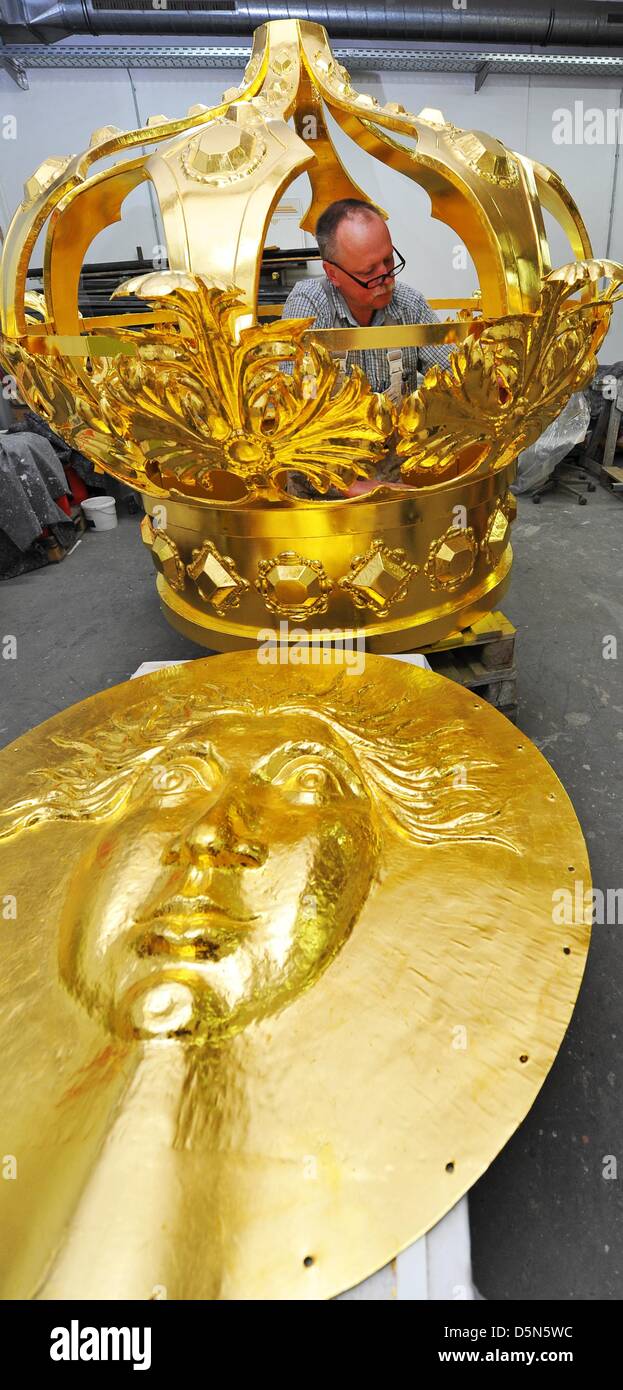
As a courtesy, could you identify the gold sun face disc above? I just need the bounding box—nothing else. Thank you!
[0,652,590,1300]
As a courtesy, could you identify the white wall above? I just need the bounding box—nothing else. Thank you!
[0,62,621,357]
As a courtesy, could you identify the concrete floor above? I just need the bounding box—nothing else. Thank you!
[1,488,622,1300]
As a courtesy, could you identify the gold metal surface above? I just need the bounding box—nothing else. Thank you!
[0,654,591,1300]
[426,525,479,591]
[141,470,515,652]
[397,264,621,484]
[0,17,620,650]
[338,541,419,612]
[304,320,477,349]
[187,542,250,612]
[255,550,334,620]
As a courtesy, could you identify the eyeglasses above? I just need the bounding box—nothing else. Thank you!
[323,245,406,291]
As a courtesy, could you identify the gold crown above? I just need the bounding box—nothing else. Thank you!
[0,19,621,651]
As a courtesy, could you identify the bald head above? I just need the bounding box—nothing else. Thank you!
[315,198,383,262]
[316,198,396,326]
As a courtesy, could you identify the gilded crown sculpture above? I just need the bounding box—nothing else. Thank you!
[0,17,621,650]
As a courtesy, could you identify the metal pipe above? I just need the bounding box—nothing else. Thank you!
[2,1,623,49]
[606,81,623,259]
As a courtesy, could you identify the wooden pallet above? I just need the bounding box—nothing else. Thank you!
[419,612,517,722]
[601,463,623,494]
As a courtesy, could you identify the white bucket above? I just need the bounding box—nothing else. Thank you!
[81,495,118,531]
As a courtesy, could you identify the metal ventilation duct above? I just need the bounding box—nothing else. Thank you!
[2,1,623,49]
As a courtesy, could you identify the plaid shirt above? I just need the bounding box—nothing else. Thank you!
[281,275,452,390]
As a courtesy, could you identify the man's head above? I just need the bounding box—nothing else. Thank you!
[316,199,396,321]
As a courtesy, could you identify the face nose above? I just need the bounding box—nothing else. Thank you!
[167,794,268,870]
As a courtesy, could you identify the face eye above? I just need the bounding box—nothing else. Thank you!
[298,768,326,791]
[255,741,368,805]
[273,758,344,804]
[295,766,332,795]
[152,767,193,796]
[135,756,222,803]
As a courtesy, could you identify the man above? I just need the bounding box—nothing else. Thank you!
[282,198,453,496]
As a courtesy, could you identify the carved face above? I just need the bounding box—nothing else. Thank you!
[58,711,378,1042]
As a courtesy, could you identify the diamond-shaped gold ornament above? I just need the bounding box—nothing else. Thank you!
[187,542,249,610]
[481,504,511,566]
[140,515,185,592]
[425,527,478,591]
[23,155,72,204]
[339,541,418,612]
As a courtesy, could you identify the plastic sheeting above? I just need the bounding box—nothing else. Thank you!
[0,432,69,550]
[514,391,590,495]
[7,409,135,504]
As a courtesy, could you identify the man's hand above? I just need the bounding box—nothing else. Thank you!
[346,479,379,497]
[346,479,409,497]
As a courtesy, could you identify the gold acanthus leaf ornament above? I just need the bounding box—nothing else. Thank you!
[0,274,394,504]
[396,261,623,484]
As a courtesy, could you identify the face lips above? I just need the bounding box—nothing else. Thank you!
[134,893,258,962]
